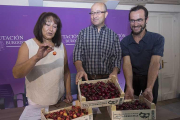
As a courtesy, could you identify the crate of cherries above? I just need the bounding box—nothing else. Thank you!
[78,76,124,108]
[41,103,93,120]
[116,100,150,110]
[107,95,156,120]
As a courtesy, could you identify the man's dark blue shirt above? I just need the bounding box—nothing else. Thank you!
[120,31,165,75]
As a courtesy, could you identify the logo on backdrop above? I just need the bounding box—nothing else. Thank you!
[62,33,126,46]
[62,34,78,46]
[117,33,126,41]
[0,33,126,51]
[0,35,24,50]
[0,41,5,51]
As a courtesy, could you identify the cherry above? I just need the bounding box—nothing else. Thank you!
[80,80,121,101]
[116,100,150,110]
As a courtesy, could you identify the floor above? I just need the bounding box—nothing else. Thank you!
[156,98,180,120]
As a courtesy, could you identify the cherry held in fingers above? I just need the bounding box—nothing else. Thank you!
[53,51,57,55]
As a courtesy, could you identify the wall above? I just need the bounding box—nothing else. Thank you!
[1,0,180,96]
[178,13,180,98]
[1,0,180,12]
[0,0,28,6]
[0,5,131,109]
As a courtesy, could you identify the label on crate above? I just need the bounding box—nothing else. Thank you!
[82,99,120,108]
[113,113,138,119]
[108,100,119,104]
[89,114,93,120]
[151,110,155,120]
[113,112,152,120]
[119,98,123,104]
[73,114,92,120]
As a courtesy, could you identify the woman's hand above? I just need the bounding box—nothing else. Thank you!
[35,43,54,60]
[64,93,73,103]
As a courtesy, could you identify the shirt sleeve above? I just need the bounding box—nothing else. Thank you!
[112,34,122,74]
[73,30,84,63]
[120,38,130,57]
[152,35,165,56]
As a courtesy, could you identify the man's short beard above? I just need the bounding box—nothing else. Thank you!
[132,23,146,35]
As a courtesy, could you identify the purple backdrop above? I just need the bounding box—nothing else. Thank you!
[0,5,131,105]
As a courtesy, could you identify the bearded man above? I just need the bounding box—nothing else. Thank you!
[120,5,165,104]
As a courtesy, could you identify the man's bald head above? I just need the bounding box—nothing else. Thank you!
[91,2,107,12]
[90,2,108,30]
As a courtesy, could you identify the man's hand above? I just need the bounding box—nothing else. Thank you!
[142,88,153,102]
[109,72,117,79]
[64,93,73,103]
[75,70,88,84]
[125,87,134,100]
[109,67,119,79]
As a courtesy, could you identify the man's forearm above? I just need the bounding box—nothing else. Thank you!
[123,64,133,88]
[74,60,84,72]
[122,56,133,88]
[112,67,119,74]
[147,62,159,90]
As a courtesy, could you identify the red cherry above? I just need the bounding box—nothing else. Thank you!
[53,51,57,55]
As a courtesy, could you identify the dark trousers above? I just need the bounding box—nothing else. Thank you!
[125,74,159,104]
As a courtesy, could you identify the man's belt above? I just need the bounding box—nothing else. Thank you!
[87,74,109,80]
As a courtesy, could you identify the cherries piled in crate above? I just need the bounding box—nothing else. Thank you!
[80,81,121,101]
[45,106,88,120]
[116,100,150,110]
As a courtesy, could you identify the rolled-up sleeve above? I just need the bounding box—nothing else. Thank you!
[73,30,84,63]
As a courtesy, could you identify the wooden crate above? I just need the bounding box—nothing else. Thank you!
[41,101,93,120]
[107,95,156,120]
[78,75,125,109]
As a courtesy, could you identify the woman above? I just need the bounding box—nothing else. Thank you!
[12,12,73,105]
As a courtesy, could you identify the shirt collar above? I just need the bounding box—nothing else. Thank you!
[129,29,149,44]
[91,24,107,30]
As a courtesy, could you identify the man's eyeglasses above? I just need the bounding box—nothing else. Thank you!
[130,18,144,24]
[89,11,106,15]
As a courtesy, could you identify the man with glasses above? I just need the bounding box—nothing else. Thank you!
[73,2,121,84]
[121,5,164,104]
